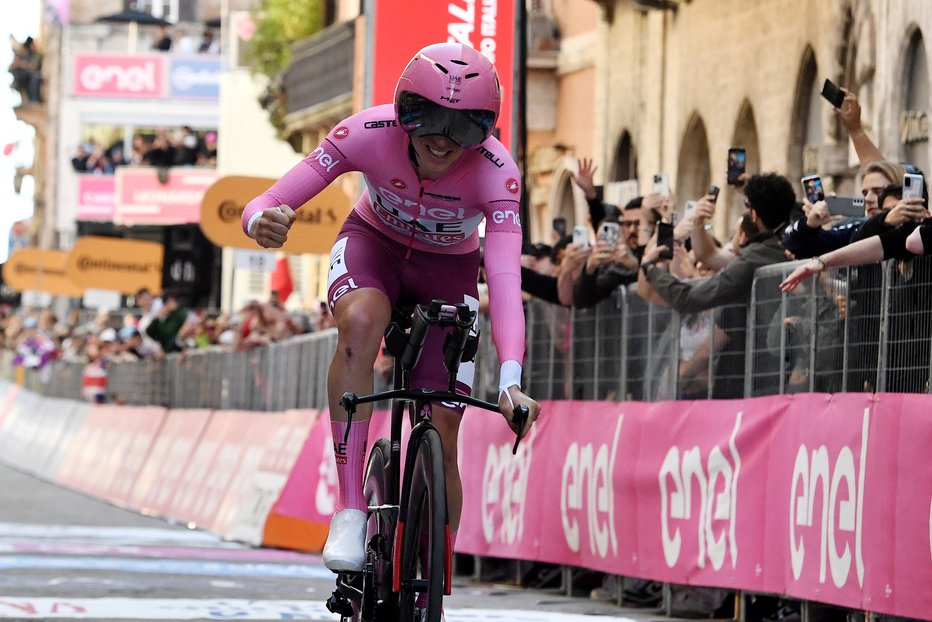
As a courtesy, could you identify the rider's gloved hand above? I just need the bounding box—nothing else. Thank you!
[498,385,541,437]
[251,205,297,248]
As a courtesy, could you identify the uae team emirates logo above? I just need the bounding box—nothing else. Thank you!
[505,178,519,194]
[333,126,350,139]
[391,178,407,190]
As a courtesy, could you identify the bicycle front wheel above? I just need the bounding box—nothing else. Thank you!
[397,424,447,622]
[359,437,396,622]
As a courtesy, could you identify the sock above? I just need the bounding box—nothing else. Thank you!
[331,419,370,513]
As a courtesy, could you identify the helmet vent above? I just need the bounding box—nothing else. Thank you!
[464,72,480,79]
[434,63,449,74]
[450,59,468,65]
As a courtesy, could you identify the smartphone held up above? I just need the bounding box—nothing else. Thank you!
[727,148,746,185]
[820,78,845,108]
[801,175,825,204]
[572,225,590,249]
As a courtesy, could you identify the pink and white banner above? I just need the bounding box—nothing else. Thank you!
[456,394,932,620]
[76,175,116,220]
[73,54,166,99]
[115,167,217,225]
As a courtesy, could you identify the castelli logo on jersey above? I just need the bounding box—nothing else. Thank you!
[333,126,350,139]
[505,178,519,194]
[391,178,407,190]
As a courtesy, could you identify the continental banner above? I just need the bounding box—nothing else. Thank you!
[65,236,163,295]
[2,248,84,296]
[199,176,352,254]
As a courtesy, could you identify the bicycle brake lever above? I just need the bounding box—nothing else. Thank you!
[511,404,529,455]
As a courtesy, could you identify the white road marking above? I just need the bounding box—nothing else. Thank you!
[0,523,230,546]
[0,598,641,621]
[0,556,332,579]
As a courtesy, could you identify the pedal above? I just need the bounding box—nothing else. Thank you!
[325,589,354,618]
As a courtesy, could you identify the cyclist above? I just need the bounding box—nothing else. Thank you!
[242,42,542,581]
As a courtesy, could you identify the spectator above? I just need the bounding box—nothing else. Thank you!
[198,30,219,54]
[198,131,218,166]
[570,210,640,308]
[9,36,42,104]
[143,131,176,168]
[134,287,164,357]
[174,126,200,166]
[145,295,188,354]
[173,29,195,54]
[151,26,172,52]
[639,173,795,398]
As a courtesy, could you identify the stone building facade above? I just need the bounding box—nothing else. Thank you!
[531,0,931,241]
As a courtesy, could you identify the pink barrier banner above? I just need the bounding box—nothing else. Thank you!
[165,411,255,527]
[271,409,394,526]
[115,167,217,225]
[129,409,213,515]
[107,406,169,507]
[222,409,320,544]
[456,395,932,619]
[75,175,116,220]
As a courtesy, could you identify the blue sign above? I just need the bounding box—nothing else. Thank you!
[169,58,221,100]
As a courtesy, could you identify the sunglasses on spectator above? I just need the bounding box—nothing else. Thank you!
[621,220,639,228]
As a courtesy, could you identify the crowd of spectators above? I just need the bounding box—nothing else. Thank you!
[71,127,218,174]
[517,85,930,403]
[0,289,340,403]
[151,25,221,55]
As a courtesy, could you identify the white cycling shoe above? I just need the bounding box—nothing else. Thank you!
[322,508,366,572]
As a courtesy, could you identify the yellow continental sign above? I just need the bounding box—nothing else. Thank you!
[2,248,85,296]
[66,236,163,295]
[199,175,352,254]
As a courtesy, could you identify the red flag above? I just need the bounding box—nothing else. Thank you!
[270,255,294,304]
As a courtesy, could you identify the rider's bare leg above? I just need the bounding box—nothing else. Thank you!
[327,288,391,511]
[327,287,392,423]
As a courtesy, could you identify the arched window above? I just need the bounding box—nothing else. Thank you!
[725,100,761,232]
[788,47,820,186]
[556,173,576,228]
[676,113,711,212]
[901,29,929,173]
[610,131,638,182]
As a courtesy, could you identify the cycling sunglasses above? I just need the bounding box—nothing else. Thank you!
[397,91,495,148]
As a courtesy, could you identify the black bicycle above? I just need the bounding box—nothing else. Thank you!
[325,299,529,622]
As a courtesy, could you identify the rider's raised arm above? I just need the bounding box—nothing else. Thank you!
[482,177,526,393]
[241,115,366,236]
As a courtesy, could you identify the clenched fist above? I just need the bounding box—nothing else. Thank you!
[251,205,297,248]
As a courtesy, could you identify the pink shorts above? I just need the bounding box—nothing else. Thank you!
[327,212,480,411]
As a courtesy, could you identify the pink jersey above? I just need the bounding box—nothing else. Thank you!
[243,104,525,368]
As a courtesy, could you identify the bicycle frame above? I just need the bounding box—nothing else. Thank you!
[330,300,528,622]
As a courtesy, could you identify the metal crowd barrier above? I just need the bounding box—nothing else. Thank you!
[6,256,932,620]
[10,255,932,405]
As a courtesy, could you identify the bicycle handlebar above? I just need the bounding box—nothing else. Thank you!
[511,404,529,455]
[342,389,529,454]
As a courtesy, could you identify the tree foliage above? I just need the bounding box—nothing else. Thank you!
[245,0,324,140]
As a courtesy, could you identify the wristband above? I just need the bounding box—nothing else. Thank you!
[641,260,656,276]
[813,256,826,270]
[246,212,263,238]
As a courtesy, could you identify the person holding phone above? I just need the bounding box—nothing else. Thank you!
[638,174,794,399]
[569,212,640,308]
[827,85,886,168]
[638,173,794,312]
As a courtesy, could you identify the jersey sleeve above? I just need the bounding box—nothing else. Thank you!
[241,117,363,235]
[482,177,526,372]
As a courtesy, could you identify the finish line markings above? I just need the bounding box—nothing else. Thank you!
[0,598,640,621]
